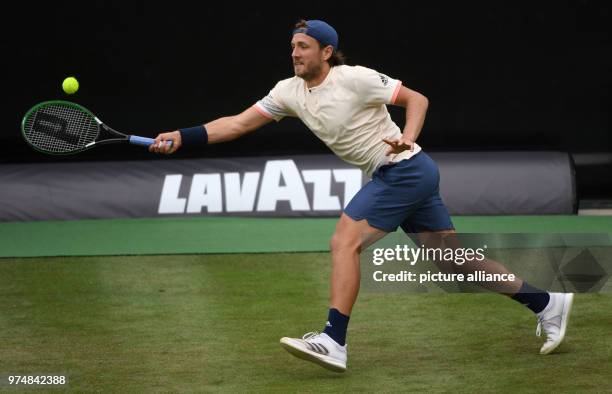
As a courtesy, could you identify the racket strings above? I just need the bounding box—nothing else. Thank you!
[24,104,99,153]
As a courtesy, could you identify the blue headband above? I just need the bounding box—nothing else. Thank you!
[292,20,339,51]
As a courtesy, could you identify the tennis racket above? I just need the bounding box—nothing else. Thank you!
[21,100,170,155]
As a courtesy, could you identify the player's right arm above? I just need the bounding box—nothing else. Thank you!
[150,106,273,154]
[151,79,293,154]
[206,107,274,144]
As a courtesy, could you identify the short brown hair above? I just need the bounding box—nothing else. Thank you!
[294,20,346,67]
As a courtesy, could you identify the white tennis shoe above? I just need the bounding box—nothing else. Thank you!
[536,292,574,355]
[280,332,347,372]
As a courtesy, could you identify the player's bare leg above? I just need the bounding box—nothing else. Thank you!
[279,214,386,372]
[420,229,573,354]
[417,230,522,295]
[329,213,387,315]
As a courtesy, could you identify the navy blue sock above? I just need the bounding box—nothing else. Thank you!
[511,281,550,314]
[323,308,350,346]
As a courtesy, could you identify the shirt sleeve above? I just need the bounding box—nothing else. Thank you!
[353,66,403,106]
[253,82,294,122]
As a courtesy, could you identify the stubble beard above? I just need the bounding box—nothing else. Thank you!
[295,62,322,83]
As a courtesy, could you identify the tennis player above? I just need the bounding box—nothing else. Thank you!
[150,19,574,372]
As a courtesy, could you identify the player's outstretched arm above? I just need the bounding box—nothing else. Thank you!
[150,106,273,154]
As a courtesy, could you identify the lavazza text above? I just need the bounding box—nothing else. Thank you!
[157,160,363,214]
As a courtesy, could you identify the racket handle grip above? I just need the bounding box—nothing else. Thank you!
[129,135,173,148]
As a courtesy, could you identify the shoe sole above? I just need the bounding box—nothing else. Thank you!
[279,338,346,372]
[540,293,574,355]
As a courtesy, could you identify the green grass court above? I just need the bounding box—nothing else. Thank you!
[1,216,611,392]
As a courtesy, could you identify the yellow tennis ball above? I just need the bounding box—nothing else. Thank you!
[62,77,79,94]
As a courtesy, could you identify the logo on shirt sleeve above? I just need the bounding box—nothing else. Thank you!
[378,74,389,86]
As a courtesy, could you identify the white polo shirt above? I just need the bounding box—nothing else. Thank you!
[254,65,421,177]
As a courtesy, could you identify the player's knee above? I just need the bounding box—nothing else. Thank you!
[330,231,361,255]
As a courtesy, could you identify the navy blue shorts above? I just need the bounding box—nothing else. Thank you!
[344,151,454,233]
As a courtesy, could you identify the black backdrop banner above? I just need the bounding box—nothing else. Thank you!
[3,1,609,197]
[0,152,575,221]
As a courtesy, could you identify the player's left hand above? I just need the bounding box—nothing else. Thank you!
[383,137,414,156]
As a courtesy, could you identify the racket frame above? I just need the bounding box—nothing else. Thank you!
[21,100,161,155]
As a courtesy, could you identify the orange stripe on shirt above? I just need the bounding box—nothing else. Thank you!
[253,104,275,120]
[390,80,403,105]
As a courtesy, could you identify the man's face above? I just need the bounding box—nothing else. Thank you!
[291,33,327,80]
